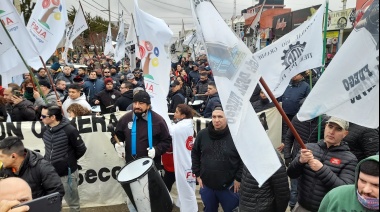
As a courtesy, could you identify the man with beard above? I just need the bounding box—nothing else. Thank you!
[55,79,67,102]
[319,155,379,212]
[287,117,358,212]
[252,89,275,113]
[114,91,172,212]
[77,67,88,82]
[93,78,121,114]
[192,107,243,212]
[115,82,134,111]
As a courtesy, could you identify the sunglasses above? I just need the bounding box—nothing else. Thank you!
[41,115,50,119]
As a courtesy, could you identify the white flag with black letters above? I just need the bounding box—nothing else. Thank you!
[254,4,324,98]
[298,0,379,128]
[190,0,281,186]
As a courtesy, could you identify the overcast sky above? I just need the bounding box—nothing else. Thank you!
[67,0,357,36]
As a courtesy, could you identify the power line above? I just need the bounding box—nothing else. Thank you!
[81,0,119,21]
[91,0,120,17]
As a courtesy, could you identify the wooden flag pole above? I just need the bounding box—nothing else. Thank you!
[259,77,307,149]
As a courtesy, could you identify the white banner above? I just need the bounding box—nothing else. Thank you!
[26,0,68,64]
[62,6,88,63]
[190,0,280,186]
[134,0,173,125]
[0,1,40,69]
[0,113,127,207]
[0,110,283,207]
[254,4,324,98]
[298,1,379,128]
[114,19,126,63]
[104,24,115,56]
[172,119,197,212]
[250,0,266,30]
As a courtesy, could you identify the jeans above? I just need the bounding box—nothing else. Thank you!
[61,170,80,212]
[289,178,298,207]
[200,185,239,212]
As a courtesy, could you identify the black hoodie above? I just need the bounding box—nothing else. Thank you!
[192,122,243,190]
[115,90,134,111]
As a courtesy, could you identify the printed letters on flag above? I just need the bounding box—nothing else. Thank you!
[298,0,379,128]
[190,0,281,186]
[0,1,40,69]
[254,4,324,98]
[26,0,68,63]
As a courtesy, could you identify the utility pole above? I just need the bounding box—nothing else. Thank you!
[339,0,347,49]
[108,0,111,24]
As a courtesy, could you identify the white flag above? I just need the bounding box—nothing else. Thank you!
[298,1,379,128]
[27,0,68,63]
[63,6,88,63]
[0,1,40,69]
[134,0,173,124]
[171,119,198,212]
[254,4,324,98]
[190,0,281,186]
[104,24,115,56]
[0,25,13,55]
[114,19,126,63]
[0,23,29,87]
[250,0,266,30]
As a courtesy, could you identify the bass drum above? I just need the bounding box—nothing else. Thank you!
[117,157,173,212]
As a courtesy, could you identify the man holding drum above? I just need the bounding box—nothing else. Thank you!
[115,91,172,212]
[115,90,172,165]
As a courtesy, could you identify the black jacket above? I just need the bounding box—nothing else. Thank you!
[287,140,357,212]
[203,93,221,118]
[343,123,379,161]
[115,111,172,165]
[192,122,243,190]
[239,152,290,212]
[93,89,122,114]
[0,149,65,199]
[284,116,327,160]
[43,118,87,177]
[281,80,310,116]
[115,90,134,111]
[251,99,275,113]
[168,90,186,113]
[6,100,36,122]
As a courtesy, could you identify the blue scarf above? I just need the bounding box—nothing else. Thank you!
[131,111,153,156]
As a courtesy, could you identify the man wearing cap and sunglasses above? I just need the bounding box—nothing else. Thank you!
[287,117,358,212]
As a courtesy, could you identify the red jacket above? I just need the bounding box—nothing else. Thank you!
[162,146,174,172]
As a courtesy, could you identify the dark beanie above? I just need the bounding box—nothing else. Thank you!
[133,91,151,104]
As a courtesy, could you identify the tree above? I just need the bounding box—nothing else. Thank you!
[20,0,35,23]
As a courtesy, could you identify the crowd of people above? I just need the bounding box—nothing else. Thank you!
[0,52,378,212]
